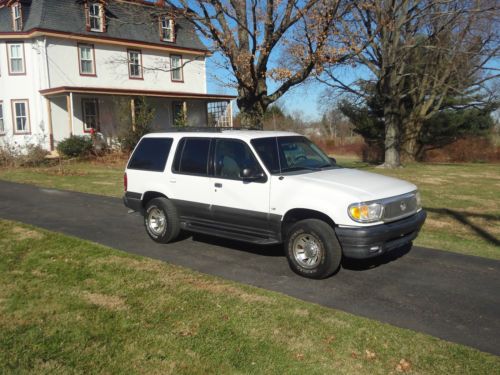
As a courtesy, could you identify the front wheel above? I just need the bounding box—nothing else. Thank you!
[144,198,180,243]
[285,219,342,279]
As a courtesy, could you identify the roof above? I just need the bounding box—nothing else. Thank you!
[144,130,301,141]
[0,0,208,53]
[39,86,236,100]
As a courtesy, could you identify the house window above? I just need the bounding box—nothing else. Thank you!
[170,55,183,82]
[0,102,4,134]
[78,44,96,76]
[12,3,22,31]
[172,101,186,126]
[89,2,104,32]
[128,50,142,79]
[160,17,174,42]
[82,99,99,132]
[12,100,30,134]
[7,43,25,75]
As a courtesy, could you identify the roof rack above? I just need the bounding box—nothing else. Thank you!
[161,126,262,132]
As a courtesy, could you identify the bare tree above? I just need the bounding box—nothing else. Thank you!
[319,0,500,167]
[165,0,361,128]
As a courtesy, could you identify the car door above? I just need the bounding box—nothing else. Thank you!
[210,138,273,240]
[167,137,213,222]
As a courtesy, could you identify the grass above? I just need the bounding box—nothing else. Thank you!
[0,155,499,260]
[1,219,499,374]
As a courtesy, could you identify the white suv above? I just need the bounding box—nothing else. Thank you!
[123,130,426,279]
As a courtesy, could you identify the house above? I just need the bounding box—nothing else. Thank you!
[0,0,235,151]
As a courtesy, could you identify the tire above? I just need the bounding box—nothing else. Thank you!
[285,219,342,279]
[144,197,180,243]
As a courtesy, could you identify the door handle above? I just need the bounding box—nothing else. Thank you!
[214,182,222,188]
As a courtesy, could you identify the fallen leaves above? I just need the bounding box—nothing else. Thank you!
[365,349,376,360]
[396,358,412,372]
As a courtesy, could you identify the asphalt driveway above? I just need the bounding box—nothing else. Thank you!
[0,180,499,356]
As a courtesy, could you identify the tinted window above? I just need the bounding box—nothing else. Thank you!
[176,138,210,175]
[251,137,280,174]
[215,139,262,180]
[128,138,173,172]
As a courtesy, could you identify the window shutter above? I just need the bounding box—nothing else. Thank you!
[84,2,91,31]
[101,3,106,32]
[158,16,162,41]
[172,19,176,43]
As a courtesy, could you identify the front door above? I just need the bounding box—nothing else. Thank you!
[210,138,272,240]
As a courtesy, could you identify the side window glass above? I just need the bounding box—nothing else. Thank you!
[178,138,210,175]
[215,139,262,180]
[251,137,280,174]
[128,138,173,172]
[172,138,186,172]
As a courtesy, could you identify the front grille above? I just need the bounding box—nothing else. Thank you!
[383,193,418,222]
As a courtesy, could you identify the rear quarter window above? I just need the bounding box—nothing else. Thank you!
[127,138,173,172]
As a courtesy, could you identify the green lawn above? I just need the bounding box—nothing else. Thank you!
[1,219,498,374]
[0,156,499,260]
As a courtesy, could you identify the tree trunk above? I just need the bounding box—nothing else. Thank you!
[237,96,266,129]
[401,119,423,162]
[381,96,401,167]
[383,117,401,167]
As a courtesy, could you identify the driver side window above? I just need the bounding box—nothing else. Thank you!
[215,139,262,180]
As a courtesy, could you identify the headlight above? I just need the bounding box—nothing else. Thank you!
[415,191,422,210]
[348,202,384,223]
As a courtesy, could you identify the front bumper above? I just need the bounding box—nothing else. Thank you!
[335,210,427,259]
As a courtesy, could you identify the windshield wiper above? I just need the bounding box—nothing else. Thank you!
[281,166,322,172]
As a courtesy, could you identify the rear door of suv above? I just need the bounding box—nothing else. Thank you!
[168,137,213,222]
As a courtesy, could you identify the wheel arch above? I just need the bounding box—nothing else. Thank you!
[282,208,336,236]
[142,191,169,208]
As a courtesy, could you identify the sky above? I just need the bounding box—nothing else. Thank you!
[206,56,371,122]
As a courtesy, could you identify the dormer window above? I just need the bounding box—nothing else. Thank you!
[12,3,23,31]
[87,2,105,32]
[160,16,174,42]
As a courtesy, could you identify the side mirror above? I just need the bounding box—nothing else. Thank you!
[240,168,266,182]
[329,157,337,165]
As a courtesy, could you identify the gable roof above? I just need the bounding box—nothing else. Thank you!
[0,0,208,53]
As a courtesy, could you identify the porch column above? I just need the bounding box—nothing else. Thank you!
[45,98,54,151]
[66,93,74,136]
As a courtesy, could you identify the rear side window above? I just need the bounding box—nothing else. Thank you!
[251,137,280,174]
[172,137,211,176]
[128,138,173,172]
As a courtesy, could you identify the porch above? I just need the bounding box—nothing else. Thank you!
[40,86,235,150]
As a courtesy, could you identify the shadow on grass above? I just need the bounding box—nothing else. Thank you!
[426,207,500,246]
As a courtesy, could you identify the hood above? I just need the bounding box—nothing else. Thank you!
[293,168,417,202]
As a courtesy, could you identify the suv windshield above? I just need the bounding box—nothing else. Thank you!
[251,136,334,174]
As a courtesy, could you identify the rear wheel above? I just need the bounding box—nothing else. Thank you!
[144,198,180,243]
[285,219,342,279]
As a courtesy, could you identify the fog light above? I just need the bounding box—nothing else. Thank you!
[369,246,380,252]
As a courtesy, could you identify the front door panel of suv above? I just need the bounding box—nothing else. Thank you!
[210,139,272,240]
[169,137,212,222]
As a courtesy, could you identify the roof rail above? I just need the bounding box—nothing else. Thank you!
[161,126,262,132]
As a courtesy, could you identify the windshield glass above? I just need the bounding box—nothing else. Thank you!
[251,136,334,174]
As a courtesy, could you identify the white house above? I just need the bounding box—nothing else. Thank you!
[0,0,234,151]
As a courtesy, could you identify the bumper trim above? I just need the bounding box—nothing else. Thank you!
[335,210,427,259]
[123,191,143,213]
